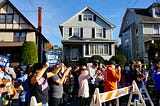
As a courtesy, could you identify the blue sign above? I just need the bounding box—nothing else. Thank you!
[0,55,9,67]
[46,53,59,67]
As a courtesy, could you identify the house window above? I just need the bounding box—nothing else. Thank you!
[89,44,109,55]
[96,28,103,38]
[73,28,80,37]
[71,47,79,61]
[136,28,138,36]
[155,8,160,17]
[0,14,6,23]
[14,32,26,42]
[7,14,13,24]
[125,39,129,47]
[0,14,13,24]
[83,14,93,21]
[153,24,159,34]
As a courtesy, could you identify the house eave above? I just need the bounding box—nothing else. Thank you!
[0,42,23,47]
[62,40,117,44]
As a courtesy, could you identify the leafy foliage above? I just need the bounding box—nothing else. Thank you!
[110,55,126,66]
[148,43,158,61]
[21,41,38,65]
[79,57,89,66]
[89,55,104,63]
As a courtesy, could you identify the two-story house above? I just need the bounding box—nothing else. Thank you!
[119,3,160,62]
[0,0,48,65]
[59,6,117,63]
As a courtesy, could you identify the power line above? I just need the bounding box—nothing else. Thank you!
[26,0,61,45]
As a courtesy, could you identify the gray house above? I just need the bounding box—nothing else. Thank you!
[59,6,117,63]
[119,3,160,62]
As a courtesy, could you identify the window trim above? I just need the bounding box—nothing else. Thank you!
[155,8,160,17]
[73,27,81,37]
[0,13,13,24]
[89,44,109,55]
[95,28,103,38]
[82,14,93,21]
[153,24,159,34]
[0,14,6,24]
[14,32,26,42]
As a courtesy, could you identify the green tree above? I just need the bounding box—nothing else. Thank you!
[79,57,89,65]
[21,41,38,65]
[110,55,126,66]
[148,43,158,61]
[89,55,104,63]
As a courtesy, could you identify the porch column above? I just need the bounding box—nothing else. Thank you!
[111,44,115,56]
[151,40,154,44]
[83,44,86,57]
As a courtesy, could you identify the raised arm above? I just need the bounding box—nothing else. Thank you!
[47,63,64,78]
[55,66,72,85]
[31,62,49,84]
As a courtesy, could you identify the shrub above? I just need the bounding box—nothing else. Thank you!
[89,55,104,63]
[21,41,38,65]
[110,55,126,66]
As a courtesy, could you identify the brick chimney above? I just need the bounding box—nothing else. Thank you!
[38,7,42,32]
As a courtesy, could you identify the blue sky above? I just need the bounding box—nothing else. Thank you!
[2,0,156,46]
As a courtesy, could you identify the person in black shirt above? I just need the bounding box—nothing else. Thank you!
[132,61,146,102]
[28,62,61,106]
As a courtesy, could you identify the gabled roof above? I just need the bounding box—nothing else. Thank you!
[131,3,160,23]
[59,6,115,28]
[0,0,49,43]
[0,0,36,30]
[119,3,160,37]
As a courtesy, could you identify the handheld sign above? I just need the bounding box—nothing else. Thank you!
[46,52,59,67]
[0,55,9,67]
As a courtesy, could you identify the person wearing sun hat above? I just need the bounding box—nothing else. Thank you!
[132,61,147,102]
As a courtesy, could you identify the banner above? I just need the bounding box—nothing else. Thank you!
[0,55,9,67]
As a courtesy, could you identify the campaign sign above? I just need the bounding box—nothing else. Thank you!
[0,55,9,67]
[46,53,59,67]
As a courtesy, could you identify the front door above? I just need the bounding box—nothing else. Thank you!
[71,47,79,61]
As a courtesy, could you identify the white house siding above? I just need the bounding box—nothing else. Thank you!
[61,7,117,62]
[143,24,153,34]
[62,11,112,40]
[0,32,13,41]
[26,32,36,42]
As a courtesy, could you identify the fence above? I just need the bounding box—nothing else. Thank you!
[90,80,153,106]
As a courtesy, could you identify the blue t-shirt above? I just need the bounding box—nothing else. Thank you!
[15,74,30,102]
[154,71,160,90]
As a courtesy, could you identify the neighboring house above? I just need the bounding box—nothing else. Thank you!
[119,2,160,63]
[0,0,48,65]
[59,6,117,63]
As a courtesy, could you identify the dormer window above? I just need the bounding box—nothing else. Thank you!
[155,8,160,17]
[83,14,93,21]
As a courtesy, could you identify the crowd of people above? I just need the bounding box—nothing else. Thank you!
[0,59,160,106]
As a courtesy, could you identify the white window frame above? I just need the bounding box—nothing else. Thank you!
[73,27,80,37]
[155,8,160,17]
[83,14,93,21]
[96,28,103,38]
[125,39,129,47]
[89,44,109,55]
[153,24,159,34]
